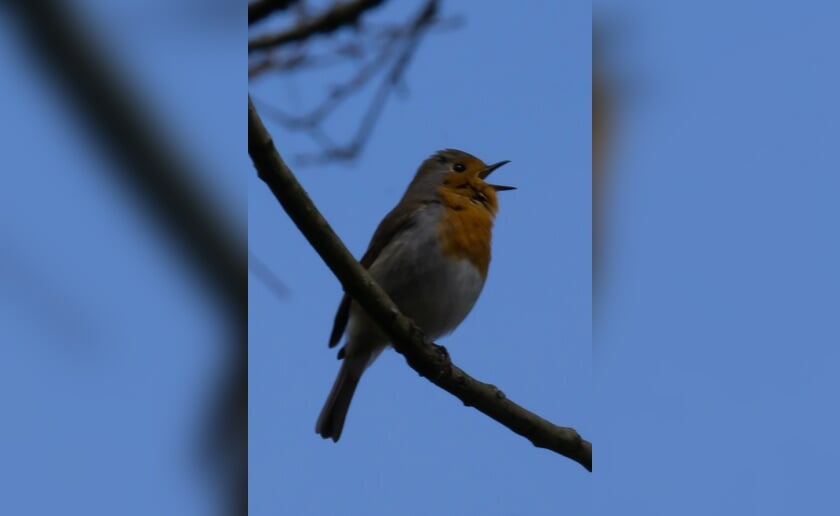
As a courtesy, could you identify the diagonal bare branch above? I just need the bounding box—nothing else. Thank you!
[248,97,592,471]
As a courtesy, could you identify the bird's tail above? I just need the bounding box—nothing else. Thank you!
[316,355,366,441]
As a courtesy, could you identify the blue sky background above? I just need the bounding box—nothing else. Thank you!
[594,1,840,514]
[249,1,592,515]
[0,2,240,514]
[1,1,840,515]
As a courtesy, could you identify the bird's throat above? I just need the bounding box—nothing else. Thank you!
[436,184,497,278]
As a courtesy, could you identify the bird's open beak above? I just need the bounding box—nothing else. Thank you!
[479,160,515,191]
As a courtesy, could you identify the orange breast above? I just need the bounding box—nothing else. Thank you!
[436,181,498,278]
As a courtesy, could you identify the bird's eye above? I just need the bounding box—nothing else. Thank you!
[453,163,466,172]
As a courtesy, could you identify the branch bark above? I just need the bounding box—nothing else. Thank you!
[248,97,592,471]
[249,0,387,52]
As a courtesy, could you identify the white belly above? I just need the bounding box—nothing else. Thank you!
[346,206,487,349]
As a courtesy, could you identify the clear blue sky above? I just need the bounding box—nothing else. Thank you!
[2,1,840,515]
[593,1,840,513]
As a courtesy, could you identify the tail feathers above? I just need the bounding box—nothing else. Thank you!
[316,357,365,441]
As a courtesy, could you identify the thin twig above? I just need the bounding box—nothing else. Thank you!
[248,97,592,471]
[294,0,439,163]
[249,251,290,300]
[249,0,451,163]
[248,15,463,79]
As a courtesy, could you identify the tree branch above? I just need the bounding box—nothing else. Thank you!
[253,0,441,164]
[248,0,298,26]
[248,97,592,471]
[249,0,387,52]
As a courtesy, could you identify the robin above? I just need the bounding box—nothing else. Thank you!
[316,148,514,441]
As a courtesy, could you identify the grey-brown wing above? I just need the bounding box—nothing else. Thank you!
[327,201,422,353]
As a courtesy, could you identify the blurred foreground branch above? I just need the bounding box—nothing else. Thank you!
[8,2,247,514]
[248,97,592,471]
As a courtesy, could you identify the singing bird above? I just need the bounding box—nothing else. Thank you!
[316,149,513,441]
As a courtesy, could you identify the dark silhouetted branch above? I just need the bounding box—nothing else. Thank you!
[248,97,592,471]
[249,0,387,52]
[249,0,298,25]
